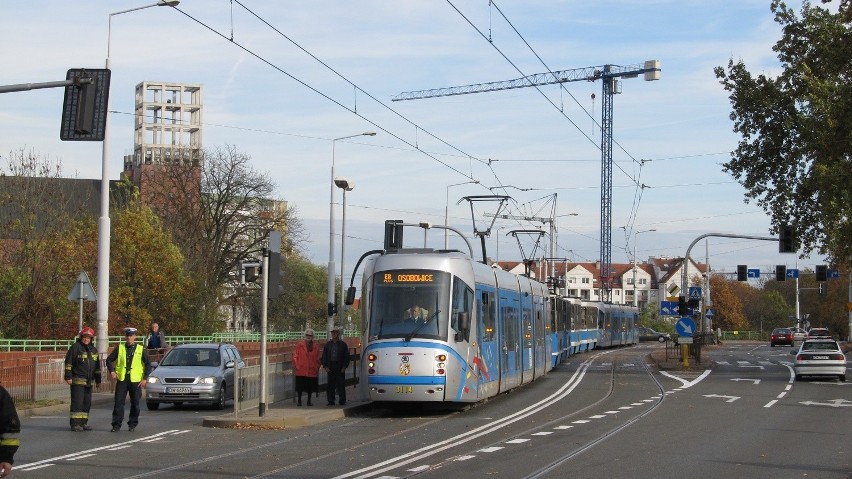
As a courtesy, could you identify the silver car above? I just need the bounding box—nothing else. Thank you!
[146,343,245,410]
[790,339,847,382]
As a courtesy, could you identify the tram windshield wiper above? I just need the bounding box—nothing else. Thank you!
[404,310,440,342]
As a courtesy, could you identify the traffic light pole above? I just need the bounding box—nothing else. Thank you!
[680,233,778,332]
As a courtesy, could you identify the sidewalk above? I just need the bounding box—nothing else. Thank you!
[20,392,371,430]
[202,397,372,429]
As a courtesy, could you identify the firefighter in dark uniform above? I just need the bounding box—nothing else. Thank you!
[106,327,151,432]
[0,384,20,477]
[64,326,102,431]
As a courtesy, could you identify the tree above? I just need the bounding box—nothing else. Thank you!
[714,0,852,265]
[139,145,307,328]
[709,275,750,331]
[0,149,90,338]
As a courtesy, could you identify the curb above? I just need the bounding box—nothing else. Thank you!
[201,401,372,429]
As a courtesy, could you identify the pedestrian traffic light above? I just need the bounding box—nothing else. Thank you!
[775,265,786,282]
[779,224,796,253]
[677,295,689,316]
[327,302,337,316]
[818,283,827,295]
[737,265,748,281]
[815,264,828,282]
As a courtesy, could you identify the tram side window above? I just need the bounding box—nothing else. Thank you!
[481,291,496,341]
[452,277,473,341]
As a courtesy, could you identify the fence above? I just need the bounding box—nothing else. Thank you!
[719,331,762,341]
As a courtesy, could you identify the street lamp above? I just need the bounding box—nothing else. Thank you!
[445,180,478,249]
[632,229,656,307]
[96,0,179,355]
[328,132,375,334]
[335,177,354,324]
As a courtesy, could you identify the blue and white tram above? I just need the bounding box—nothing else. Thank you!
[548,297,639,366]
[359,249,552,403]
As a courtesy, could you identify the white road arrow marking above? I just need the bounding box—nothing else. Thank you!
[799,399,852,408]
[703,394,740,403]
[731,378,761,384]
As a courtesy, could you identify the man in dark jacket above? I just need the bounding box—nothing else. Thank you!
[64,326,102,431]
[0,384,20,477]
[321,326,350,406]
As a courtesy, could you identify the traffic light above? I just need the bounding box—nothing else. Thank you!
[327,302,337,316]
[737,265,748,281]
[384,219,404,250]
[779,224,796,253]
[677,295,689,316]
[267,251,283,300]
[775,265,786,282]
[815,264,828,282]
[818,283,827,295]
[60,69,111,141]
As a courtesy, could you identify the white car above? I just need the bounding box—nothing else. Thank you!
[790,327,806,342]
[790,339,847,382]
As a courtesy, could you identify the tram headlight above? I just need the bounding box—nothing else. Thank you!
[436,354,446,362]
[368,353,377,361]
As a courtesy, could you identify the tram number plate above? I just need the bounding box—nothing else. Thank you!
[395,386,414,394]
[166,387,191,393]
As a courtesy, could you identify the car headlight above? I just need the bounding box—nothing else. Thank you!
[147,377,160,384]
[199,377,216,384]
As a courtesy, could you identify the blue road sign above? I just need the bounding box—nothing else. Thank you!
[786,268,799,279]
[747,268,760,278]
[660,301,677,316]
[676,317,696,337]
[828,270,840,279]
[705,309,715,317]
[688,287,702,300]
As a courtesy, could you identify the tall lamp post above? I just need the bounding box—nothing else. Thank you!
[328,132,375,334]
[335,177,354,326]
[444,180,478,249]
[96,0,179,355]
[632,229,656,307]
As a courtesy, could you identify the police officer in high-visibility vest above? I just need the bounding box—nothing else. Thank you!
[106,327,151,432]
[64,326,101,431]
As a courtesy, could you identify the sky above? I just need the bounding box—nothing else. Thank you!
[0,0,828,288]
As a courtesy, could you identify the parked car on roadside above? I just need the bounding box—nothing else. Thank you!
[806,327,832,339]
[790,339,847,382]
[637,326,671,342]
[769,327,794,347]
[790,327,806,342]
[145,343,245,410]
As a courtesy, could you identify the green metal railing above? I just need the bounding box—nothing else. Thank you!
[0,329,359,352]
[718,330,763,341]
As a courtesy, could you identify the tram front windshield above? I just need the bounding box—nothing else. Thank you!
[369,270,449,341]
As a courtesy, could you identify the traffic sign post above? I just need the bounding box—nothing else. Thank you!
[675,316,696,368]
[67,271,97,333]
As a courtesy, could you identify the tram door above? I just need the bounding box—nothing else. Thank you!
[476,287,500,399]
[499,290,521,392]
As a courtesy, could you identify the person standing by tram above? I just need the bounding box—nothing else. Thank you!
[321,326,350,406]
[106,327,151,432]
[63,327,102,431]
[292,328,321,406]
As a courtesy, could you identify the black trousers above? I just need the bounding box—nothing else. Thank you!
[69,383,93,428]
[112,379,142,428]
[326,365,346,405]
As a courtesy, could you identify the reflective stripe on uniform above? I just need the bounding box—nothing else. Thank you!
[0,433,20,447]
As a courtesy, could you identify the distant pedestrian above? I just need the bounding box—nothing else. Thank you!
[145,322,167,351]
[0,384,20,477]
[106,327,151,432]
[321,326,350,406]
[293,328,321,406]
[64,326,102,431]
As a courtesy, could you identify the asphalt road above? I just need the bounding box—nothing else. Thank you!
[13,341,850,478]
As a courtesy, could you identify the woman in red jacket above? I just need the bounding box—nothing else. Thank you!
[292,329,321,406]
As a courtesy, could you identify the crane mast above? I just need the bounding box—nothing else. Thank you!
[394,60,660,302]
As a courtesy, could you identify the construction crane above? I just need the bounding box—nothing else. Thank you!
[393,60,661,301]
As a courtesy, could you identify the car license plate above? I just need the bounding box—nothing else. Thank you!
[395,386,413,394]
[166,387,191,393]
[812,356,828,360]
